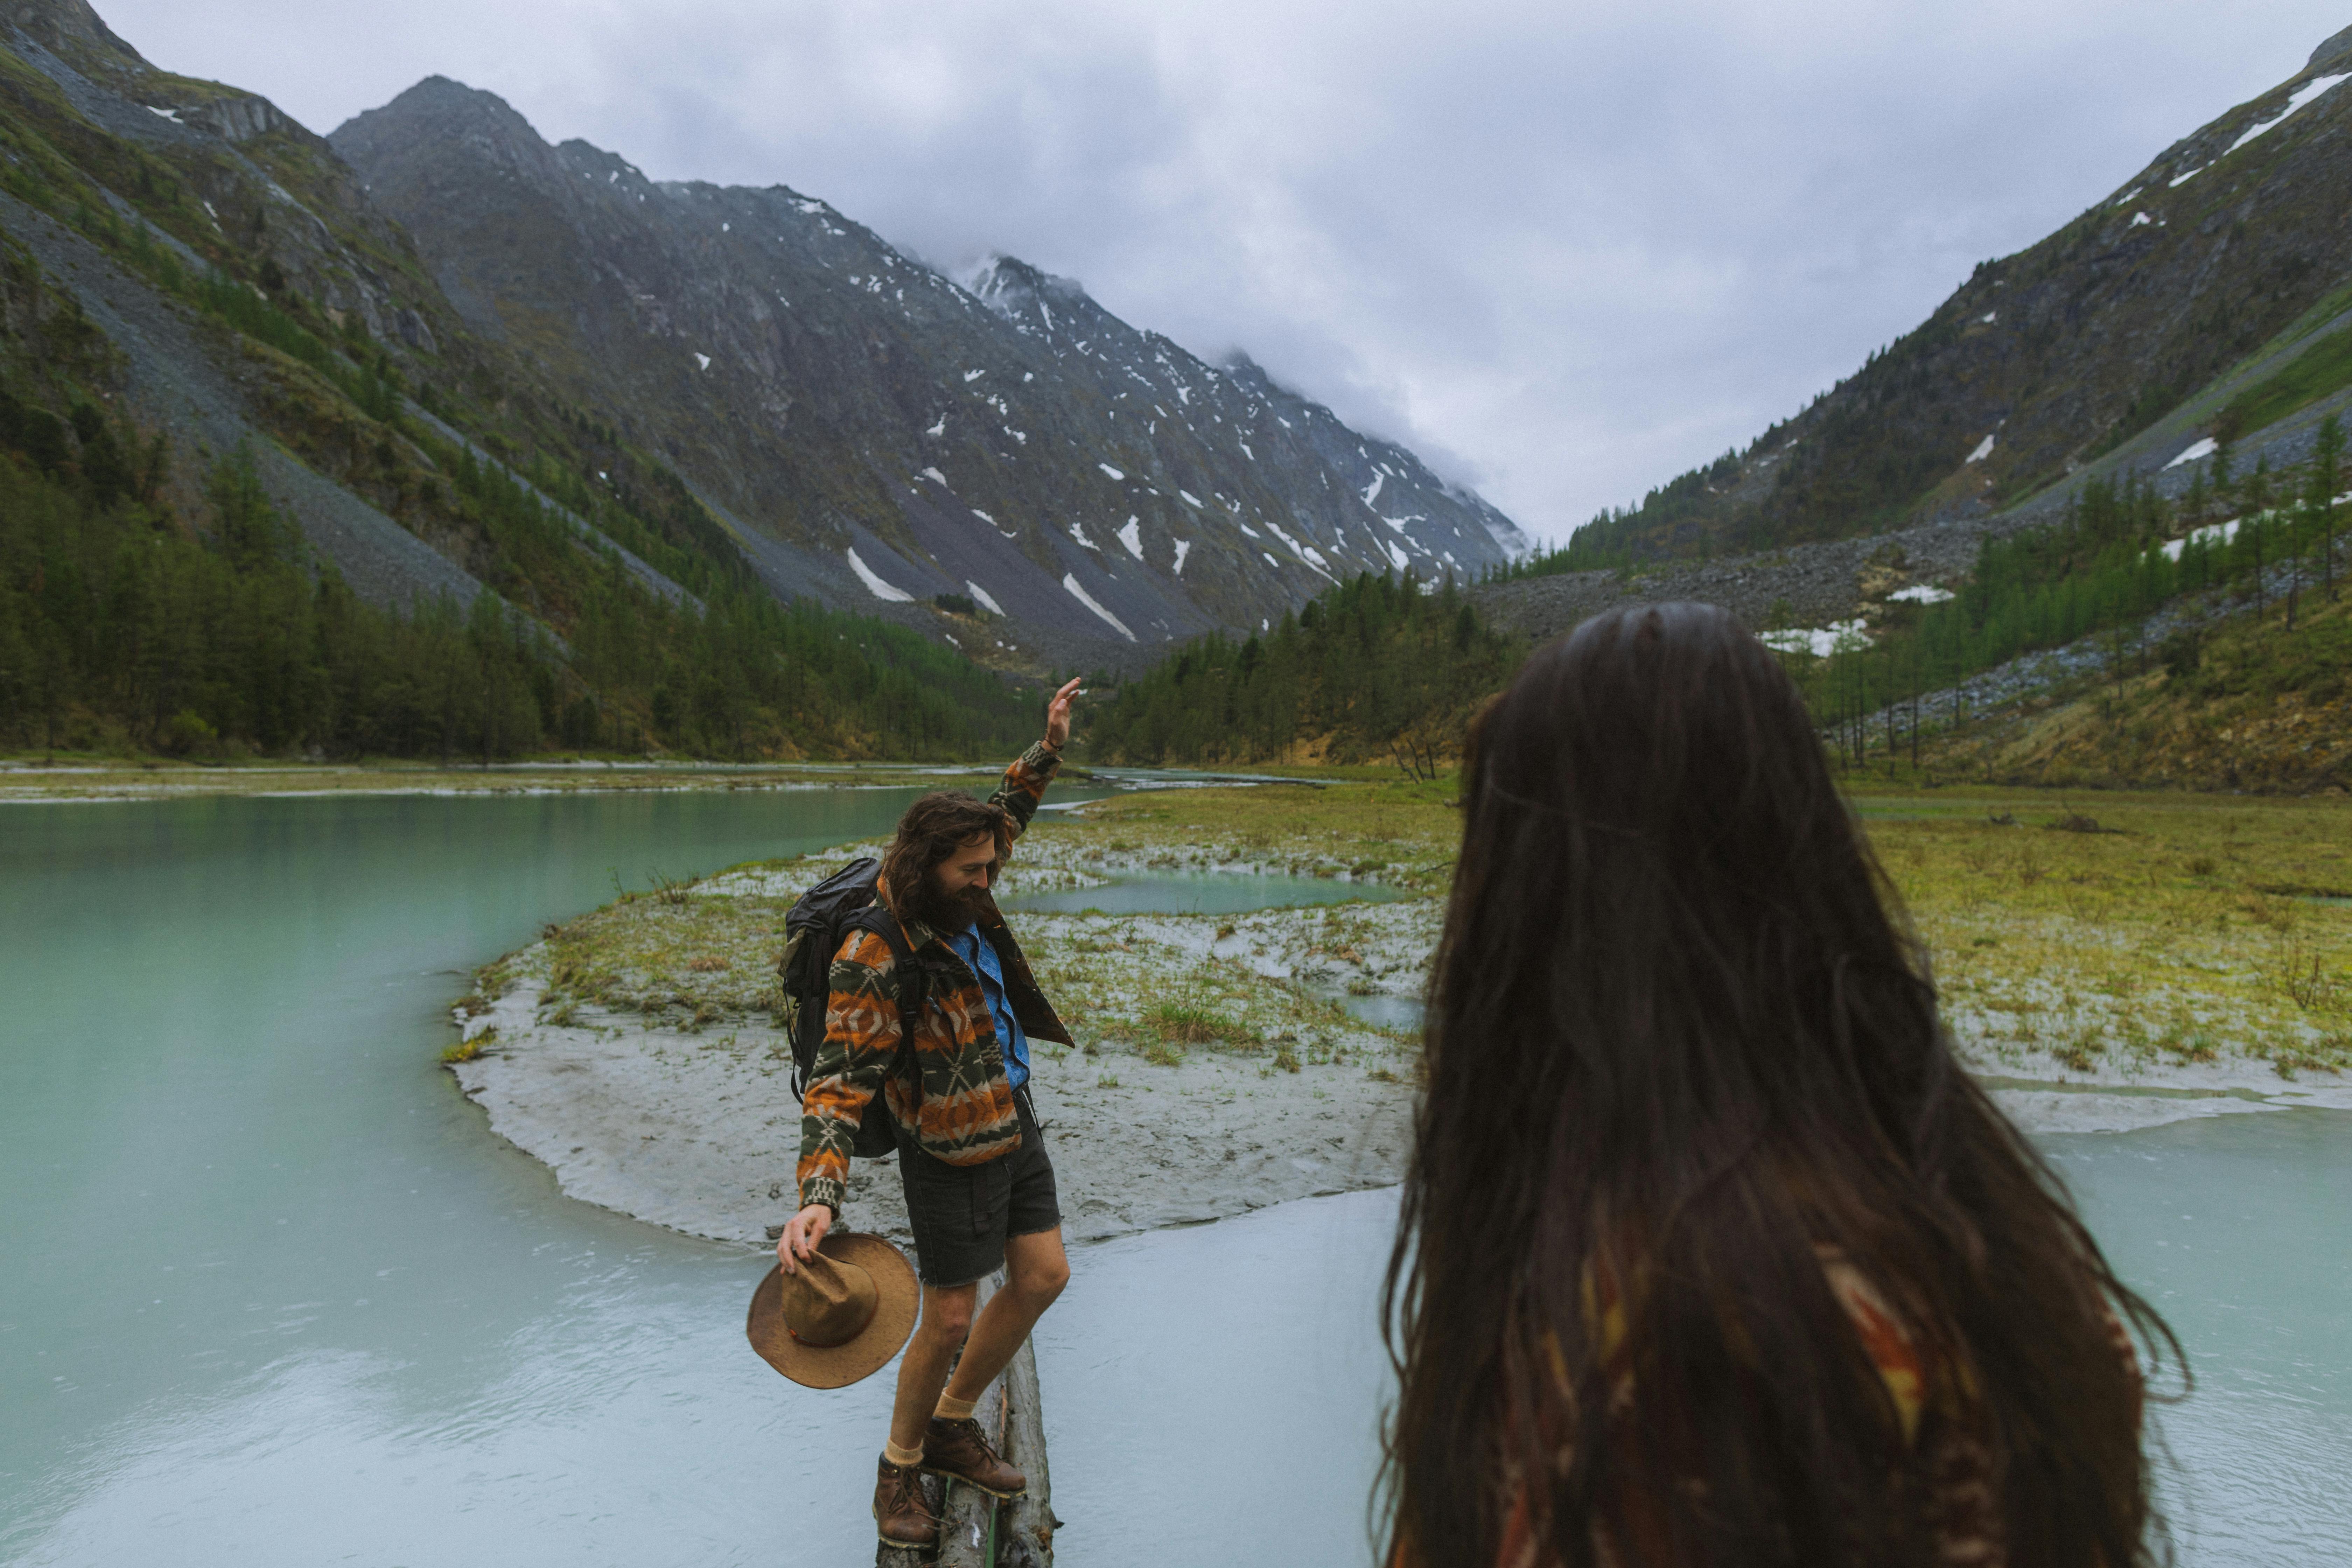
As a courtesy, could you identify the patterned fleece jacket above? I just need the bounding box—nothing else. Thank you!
[796,742,1073,1216]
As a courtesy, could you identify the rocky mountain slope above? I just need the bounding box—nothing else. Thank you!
[1483,24,2352,667]
[0,0,1052,760]
[0,0,1519,705]
[0,0,496,610]
[1530,24,2352,573]
[326,78,1521,665]
[1919,584,2352,796]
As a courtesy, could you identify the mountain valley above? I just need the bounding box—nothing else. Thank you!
[0,0,1522,763]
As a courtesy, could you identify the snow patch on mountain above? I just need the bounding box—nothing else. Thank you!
[1063,574,1134,641]
[2227,73,2350,154]
[847,548,914,603]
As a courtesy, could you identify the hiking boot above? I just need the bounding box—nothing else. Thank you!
[921,1414,1027,1498]
[874,1454,938,1547]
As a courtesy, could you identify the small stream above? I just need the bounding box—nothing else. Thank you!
[2,791,2345,1564]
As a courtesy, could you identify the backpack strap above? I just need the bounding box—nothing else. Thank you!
[848,905,926,1122]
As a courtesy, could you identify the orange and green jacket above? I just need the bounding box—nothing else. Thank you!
[796,742,1073,1216]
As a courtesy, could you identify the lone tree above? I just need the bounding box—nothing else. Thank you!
[2311,414,2344,602]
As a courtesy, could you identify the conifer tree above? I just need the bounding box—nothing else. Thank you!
[2314,414,2343,601]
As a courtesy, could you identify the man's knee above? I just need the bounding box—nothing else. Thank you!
[1011,1250,1070,1307]
[922,1283,978,1341]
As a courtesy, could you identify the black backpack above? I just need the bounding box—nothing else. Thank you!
[778,858,926,1159]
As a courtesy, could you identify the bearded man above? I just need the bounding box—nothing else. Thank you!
[777,676,1083,1549]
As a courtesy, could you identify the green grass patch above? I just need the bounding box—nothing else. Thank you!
[1140,1000,1254,1047]
[442,1027,493,1064]
[2219,323,2352,437]
[1863,790,2352,1077]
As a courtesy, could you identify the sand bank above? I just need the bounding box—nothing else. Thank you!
[450,828,1438,1248]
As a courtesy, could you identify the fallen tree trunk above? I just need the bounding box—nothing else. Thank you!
[997,1336,1056,1567]
[878,1270,1055,1567]
[936,1273,1010,1568]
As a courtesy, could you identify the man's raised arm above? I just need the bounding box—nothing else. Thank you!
[988,676,1083,842]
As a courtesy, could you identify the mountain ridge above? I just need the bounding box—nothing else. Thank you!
[1477,25,2352,674]
[1,0,1521,706]
[1537,29,2352,572]
[327,75,1522,665]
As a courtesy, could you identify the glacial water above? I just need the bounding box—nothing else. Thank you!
[1,792,2346,1565]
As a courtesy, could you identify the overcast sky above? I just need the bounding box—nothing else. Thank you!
[102,0,2352,545]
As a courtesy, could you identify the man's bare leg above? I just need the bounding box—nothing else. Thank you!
[886,1227,1071,1453]
[943,1227,1070,1404]
[889,1281,978,1454]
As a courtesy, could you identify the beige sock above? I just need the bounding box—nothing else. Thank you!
[883,1439,924,1468]
[934,1392,977,1422]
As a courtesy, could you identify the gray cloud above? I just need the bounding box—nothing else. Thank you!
[102,0,2352,544]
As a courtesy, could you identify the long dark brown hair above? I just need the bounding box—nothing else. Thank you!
[881,790,1011,919]
[1381,603,2173,1568]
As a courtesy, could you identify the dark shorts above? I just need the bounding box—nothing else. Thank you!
[897,1089,1059,1287]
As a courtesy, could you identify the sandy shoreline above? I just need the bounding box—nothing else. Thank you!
[444,804,2351,1255]
[449,828,1442,1249]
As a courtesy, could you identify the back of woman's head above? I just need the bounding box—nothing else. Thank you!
[1384,603,2164,1568]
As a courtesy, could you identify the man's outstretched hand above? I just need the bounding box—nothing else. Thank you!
[1044,676,1083,752]
[778,1203,831,1274]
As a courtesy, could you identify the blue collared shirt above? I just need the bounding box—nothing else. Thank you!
[947,922,1028,1091]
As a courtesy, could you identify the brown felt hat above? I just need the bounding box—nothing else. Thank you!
[746,1233,919,1389]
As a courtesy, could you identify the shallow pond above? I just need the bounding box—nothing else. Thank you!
[1333,992,1426,1031]
[2,792,2344,1564]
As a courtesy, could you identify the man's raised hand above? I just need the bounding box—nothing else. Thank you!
[777,1203,831,1274]
[1044,676,1083,752]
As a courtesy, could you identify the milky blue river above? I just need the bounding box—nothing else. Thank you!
[1,792,2343,1564]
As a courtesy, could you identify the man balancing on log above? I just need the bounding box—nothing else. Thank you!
[776,676,1085,1549]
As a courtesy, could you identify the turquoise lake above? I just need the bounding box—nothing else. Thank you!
[1,790,2345,1564]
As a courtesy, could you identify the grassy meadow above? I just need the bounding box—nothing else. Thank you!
[464,770,2349,1093]
[1059,776,2352,1082]
[1856,786,2352,1078]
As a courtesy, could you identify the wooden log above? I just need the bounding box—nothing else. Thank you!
[997,1336,1056,1568]
[873,1267,1055,1567]
[935,1273,1009,1568]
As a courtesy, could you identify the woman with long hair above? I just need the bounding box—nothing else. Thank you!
[1382,603,2171,1568]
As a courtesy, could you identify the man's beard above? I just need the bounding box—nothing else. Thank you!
[905,872,990,931]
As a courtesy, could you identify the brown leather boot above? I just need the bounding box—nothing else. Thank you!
[921,1414,1027,1498]
[873,1454,938,1547]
